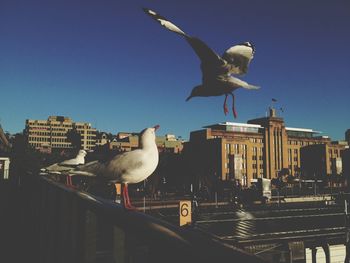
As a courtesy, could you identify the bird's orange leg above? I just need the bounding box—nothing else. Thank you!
[230,93,237,118]
[223,94,229,115]
[122,185,129,208]
[66,175,72,186]
[123,184,136,210]
[66,175,77,189]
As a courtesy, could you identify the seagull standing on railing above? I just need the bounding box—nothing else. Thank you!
[40,149,87,185]
[68,125,160,209]
[143,8,259,118]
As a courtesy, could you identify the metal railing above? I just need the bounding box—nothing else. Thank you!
[17,173,266,263]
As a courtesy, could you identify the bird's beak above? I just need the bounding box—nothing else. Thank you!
[186,95,193,101]
[153,125,160,131]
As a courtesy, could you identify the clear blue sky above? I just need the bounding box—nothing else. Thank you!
[0,0,349,140]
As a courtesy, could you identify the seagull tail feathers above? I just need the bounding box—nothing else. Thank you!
[143,8,187,36]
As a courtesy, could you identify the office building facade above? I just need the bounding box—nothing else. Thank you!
[300,141,348,179]
[187,109,347,187]
[25,116,96,152]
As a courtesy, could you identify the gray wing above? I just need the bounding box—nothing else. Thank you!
[70,151,144,181]
[61,158,79,165]
[42,162,76,173]
[143,8,226,78]
[222,43,255,75]
[69,160,106,176]
[143,8,186,36]
[185,36,227,78]
[104,150,144,181]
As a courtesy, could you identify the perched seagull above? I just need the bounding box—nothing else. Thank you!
[40,149,87,185]
[68,125,160,209]
[143,8,260,118]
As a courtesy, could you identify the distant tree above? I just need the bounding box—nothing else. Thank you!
[10,133,44,176]
[67,128,82,150]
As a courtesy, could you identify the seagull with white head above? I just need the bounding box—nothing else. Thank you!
[41,149,87,174]
[69,125,160,209]
[143,8,260,118]
[40,149,88,185]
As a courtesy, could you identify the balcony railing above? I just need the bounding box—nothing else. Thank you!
[14,173,266,263]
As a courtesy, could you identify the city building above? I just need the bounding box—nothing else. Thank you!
[346,129,350,145]
[156,134,184,153]
[24,116,96,152]
[300,141,348,178]
[0,124,11,154]
[109,132,139,151]
[95,132,110,147]
[186,108,348,187]
[109,132,183,153]
[342,148,350,179]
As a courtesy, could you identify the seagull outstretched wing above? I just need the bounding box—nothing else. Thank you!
[143,8,225,71]
[222,43,255,75]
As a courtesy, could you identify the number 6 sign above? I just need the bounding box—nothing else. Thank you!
[179,200,192,226]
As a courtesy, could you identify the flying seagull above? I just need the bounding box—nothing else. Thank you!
[40,149,87,185]
[68,126,160,209]
[143,8,259,118]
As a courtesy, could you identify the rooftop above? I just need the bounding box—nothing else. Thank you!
[202,120,327,139]
[203,122,263,134]
[204,122,263,129]
[285,127,320,134]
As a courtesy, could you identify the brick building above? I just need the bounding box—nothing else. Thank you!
[186,108,347,187]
